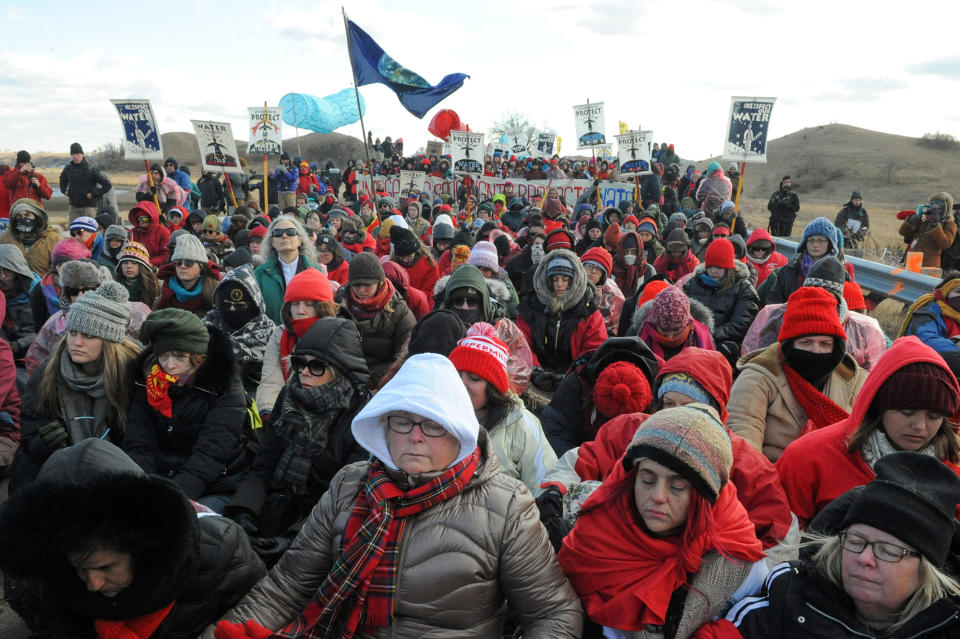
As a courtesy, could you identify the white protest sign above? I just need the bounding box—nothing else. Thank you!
[594,144,615,161]
[425,140,443,157]
[490,135,509,158]
[111,99,163,160]
[723,96,776,164]
[573,101,606,149]
[535,132,556,156]
[506,129,528,155]
[399,170,426,194]
[191,120,243,174]
[449,130,485,174]
[247,107,282,155]
[616,130,654,175]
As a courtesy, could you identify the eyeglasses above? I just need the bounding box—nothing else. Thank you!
[63,286,96,298]
[173,259,197,268]
[839,532,920,563]
[386,415,448,437]
[289,356,328,377]
[318,247,333,255]
[271,227,298,237]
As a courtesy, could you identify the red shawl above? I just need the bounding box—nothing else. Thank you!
[94,601,174,639]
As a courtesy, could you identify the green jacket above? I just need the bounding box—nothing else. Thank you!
[254,256,320,324]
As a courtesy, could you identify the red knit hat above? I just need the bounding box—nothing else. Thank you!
[704,238,735,269]
[778,287,846,343]
[843,280,867,312]
[622,214,640,228]
[248,225,268,241]
[603,223,621,251]
[580,246,613,278]
[284,268,333,303]
[638,280,671,308]
[545,228,574,252]
[449,322,510,393]
[593,361,652,417]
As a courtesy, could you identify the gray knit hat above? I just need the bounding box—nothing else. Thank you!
[59,259,105,289]
[65,281,131,343]
[169,228,190,249]
[171,234,207,263]
[104,225,128,242]
[349,252,385,286]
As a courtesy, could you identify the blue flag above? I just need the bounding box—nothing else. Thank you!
[346,19,468,119]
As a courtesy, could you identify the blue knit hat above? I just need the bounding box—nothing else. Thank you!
[69,216,99,234]
[657,372,711,405]
[800,217,837,256]
[706,161,722,174]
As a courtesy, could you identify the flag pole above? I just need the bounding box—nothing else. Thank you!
[732,160,746,232]
[262,101,269,213]
[342,7,379,212]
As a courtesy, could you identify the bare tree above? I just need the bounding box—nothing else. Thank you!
[89,142,126,170]
[883,157,899,184]
[489,111,538,151]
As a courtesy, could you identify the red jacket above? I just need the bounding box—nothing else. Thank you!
[341,232,376,255]
[745,228,788,285]
[0,167,13,218]
[382,261,431,319]
[653,249,700,282]
[325,259,349,286]
[399,255,440,302]
[776,336,960,528]
[128,201,171,267]
[296,171,321,195]
[0,290,21,442]
[2,166,52,204]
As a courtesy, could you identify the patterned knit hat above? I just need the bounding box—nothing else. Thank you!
[69,216,99,234]
[451,245,471,268]
[51,238,92,267]
[580,246,613,279]
[649,286,691,332]
[117,241,151,272]
[593,361,652,417]
[657,372,711,405]
[872,362,960,416]
[704,238,735,269]
[467,241,499,272]
[140,308,209,355]
[449,322,510,393]
[623,404,733,504]
[348,252,385,286]
[65,281,131,343]
[171,234,207,264]
[843,280,867,312]
[779,287,846,343]
[803,256,846,301]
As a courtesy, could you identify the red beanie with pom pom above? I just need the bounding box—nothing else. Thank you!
[449,322,510,393]
[593,361,652,418]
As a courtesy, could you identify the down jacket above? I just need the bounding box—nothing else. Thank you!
[486,403,557,492]
[683,262,759,349]
[727,342,868,462]
[898,191,957,269]
[219,432,584,638]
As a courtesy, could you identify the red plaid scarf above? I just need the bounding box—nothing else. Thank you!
[782,358,849,431]
[274,447,481,639]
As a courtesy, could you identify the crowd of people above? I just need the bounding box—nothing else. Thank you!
[0,140,959,639]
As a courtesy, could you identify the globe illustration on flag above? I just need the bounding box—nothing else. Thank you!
[378,54,430,88]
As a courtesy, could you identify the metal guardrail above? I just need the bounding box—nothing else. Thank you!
[774,238,940,305]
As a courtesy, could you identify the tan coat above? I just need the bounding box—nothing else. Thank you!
[222,436,583,638]
[0,228,60,276]
[726,343,868,462]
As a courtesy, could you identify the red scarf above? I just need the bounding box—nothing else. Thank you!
[558,466,763,631]
[781,357,849,431]
[275,449,480,639]
[348,279,395,315]
[145,364,179,418]
[279,317,319,379]
[94,601,174,639]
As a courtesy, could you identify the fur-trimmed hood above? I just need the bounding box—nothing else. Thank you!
[133,323,238,393]
[433,265,508,323]
[532,248,590,310]
[691,260,751,284]
[432,272,512,306]
[630,295,716,337]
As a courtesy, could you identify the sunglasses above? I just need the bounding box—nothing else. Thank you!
[271,227,298,237]
[64,286,96,298]
[289,356,328,377]
[449,296,480,310]
[223,300,251,312]
[137,216,151,224]
[173,259,197,268]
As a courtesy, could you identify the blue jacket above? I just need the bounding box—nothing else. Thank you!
[168,170,193,208]
[906,300,960,377]
[272,165,299,192]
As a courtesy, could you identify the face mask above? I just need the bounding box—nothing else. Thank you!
[451,306,484,326]
[784,343,843,384]
[15,218,35,234]
[531,243,545,264]
[624,254,638,266]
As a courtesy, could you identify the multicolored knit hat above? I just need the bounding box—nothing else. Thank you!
[649,286,691,332]
[467,241,499,272]
[593,361,652,417]
[779,286,846,343]
[69,216,99,234]
[623,404,733,504]
[657,372,711,405]
[451,245,471,269]
[449,322,510,393]
[116,241,151,272]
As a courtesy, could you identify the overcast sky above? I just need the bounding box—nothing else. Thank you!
[3,0,960,162]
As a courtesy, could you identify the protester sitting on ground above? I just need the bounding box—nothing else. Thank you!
[97,224,128,271]
[382,260,429,320]
[466,240,519,318]
[155,234,221,316]
[211,354,583,638]
[537,347,795,557]
[775,336,960,529]
[114,241,159,307]
[0,439,265,639]
[315,233,349,285]
[764,216,848,305]
[204,264,277,395]
[225,317,370,563]
[389,225,440,302]
[558,404,767,639]
[580,246,625,336]
[611,229,647,299]
[654,227,700,282]
[11,282,140,493]
[0,289,19,477]
[254,215,320,324]
[31,239,90,330]
[900,270,960,378]
[201,214,235,262]
[0,244,40,363]
[68,216,104,262]
[898,191,957,270]
[334,252,415,386]
[631,283,715,360]
[744,228,788,286]
[451,322,557,491]
[690,215,714,262]
[505,227,546,291]
[727,287,868,462]
[715,452,960,639]
[124,309,247,512]
[127,200,171,267]
[0,198,61,277]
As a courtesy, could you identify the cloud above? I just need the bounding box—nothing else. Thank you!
[707,0,781,15]
[554,0,642,35]
[842,77,907,91]
[811,91,881,103]
[907,56,960,81]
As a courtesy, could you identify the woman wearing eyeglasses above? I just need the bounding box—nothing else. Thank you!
[254,215,320,324]
[225,317,370,560]
[711,452,960,639]
[212,353,582,638]
[154,234,222,317]
[315,233,349,285]
[125,308,247,513]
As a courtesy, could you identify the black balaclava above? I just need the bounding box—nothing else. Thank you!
[782,338,846,389]
[219,282,258,330]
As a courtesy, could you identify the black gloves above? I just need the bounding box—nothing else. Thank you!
[535,486,573,552]
[38,421,68,452]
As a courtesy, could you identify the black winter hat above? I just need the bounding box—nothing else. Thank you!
[841,452,960,567]
[408,309,467,357]
[804,256,846,301]
[389,226,420,257]
[280,152,290,161]
[70,142,83,155]
[451,228,475,249]
[348,251,385,285]
[294,316,370,387]
[16,150,30,165]
[165,157,179,169]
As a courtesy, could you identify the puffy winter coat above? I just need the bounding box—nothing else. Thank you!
[0,290,20,464]
[220,433,584,638]
[124,325,248,500]
[335,283,416,385]
[1,167,52,203]
[0,439,265,639]
[903,295,960,378]
[58,158,112,208]
[395,253,439,301]
[485,403,557,492]
[899,213,958,269]
[727,343,867,462]
[0,200,60,276]
[128,201,172,267]
[683,263,759,348]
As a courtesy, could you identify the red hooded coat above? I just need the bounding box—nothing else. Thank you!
[744,228,788,285]
[128,201,171,267]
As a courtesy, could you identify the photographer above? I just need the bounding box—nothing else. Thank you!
[899,191,957,269]
[766,175,800,236]
[2,151,52,206]
[272,152,299,209]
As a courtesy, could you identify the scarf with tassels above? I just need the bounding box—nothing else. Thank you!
[898,278,960,337]
[94,601,174,639]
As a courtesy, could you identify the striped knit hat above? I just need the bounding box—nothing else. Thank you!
[449,322,510,393]
[657,372,711,406]
[117,241,151,272]
[623,404,733,504]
